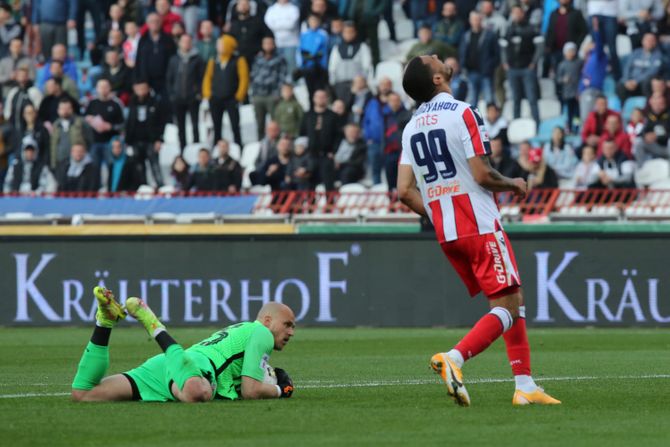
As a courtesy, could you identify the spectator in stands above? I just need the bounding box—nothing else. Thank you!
[135,12,177,97]
[123,21,141,68]
[189,147,217,192]
[273,83,304,138]
[406,0,431,35]
[106,28,126,55]
[47,59,79,100]
[213,139,243,193]
[0,38,36,98]
[502,6,541,124]
[483,102,508,144]
[285,136,314,190]
[433,2,465,51]
[557,42,582,133]
[55,143,100,193]
[170,155,190,192]
[327,17,344,54]
[202,34,249,147]
[587,0,621,80]
[142,0,183,36]
[300,89,339,190]
[445,57,468,102]
[196,20,217,62]
[543,127,578,180]
[255,134,292,190]
[99,49,132,105]
[517,0,543,31]
[95,4,125,57]
[348,75,372,124]
[328,22,372,104]
[657,2,670,49]
[229,0,271,71]
[383,92,411,191]
[0,4,20,60]
[406,25,455,63]
[297,14,329,107]
[15,103,50,166]
[524,147,559,189]
[177,0,200,37]
[49,98,92,171]
[264,0,300,74]
[582,95,622,150]
[626,108,645,146]
[578,17,608,122]
[38,78,79,129]
[633,128,670,166]
[126,78,169,187]
[617,33,664,102]
[76,0,103,61]
[597,114,633,159]
[595,139,636,188]
[32,0,77,60]
[347,0,384,67]
[490,136,522,178]
[166,33,205,152]
[643,93,670,146]
[36,44,78,91]
[250,120,281,183]
[647,77,670,111]
[544,0,588,77]
[572,145,601,188]
[107,137,141,193]
[84,78,125,167]
[619,0,664,48]
[4,136,53,194]
[479,0,506,37]
[5,66,42,132]
[251,36,288,140]
[334,123,366,185]
[362,77,391,184]
[459,11,498,106]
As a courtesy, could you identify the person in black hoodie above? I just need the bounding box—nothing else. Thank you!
[134,12,176,98]
[502,6,541,125]
[3,135,52,194]
[299,89,339,190]
[213,139,242,192]
[55,143,100,193]
[125,80,169,187]
[166,34,205,152]
[490,136,523,179]
[228,0,271,71]
[189,147,217,191]
[107,136,141,193]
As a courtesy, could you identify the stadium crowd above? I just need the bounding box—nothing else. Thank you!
[0,0,670,195]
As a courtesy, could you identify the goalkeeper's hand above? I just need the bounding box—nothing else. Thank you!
[274,367,294,398]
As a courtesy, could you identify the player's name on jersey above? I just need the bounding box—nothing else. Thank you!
[417,101,459,114]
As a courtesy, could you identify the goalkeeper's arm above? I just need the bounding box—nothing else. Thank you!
[241,371,293,399]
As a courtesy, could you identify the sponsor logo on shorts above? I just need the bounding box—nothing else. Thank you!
[488,241,507,285]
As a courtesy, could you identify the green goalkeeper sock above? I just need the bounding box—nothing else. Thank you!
[165,344,201,390]
[72,342,110,390]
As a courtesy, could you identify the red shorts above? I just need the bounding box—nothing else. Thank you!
[440,231,522,299]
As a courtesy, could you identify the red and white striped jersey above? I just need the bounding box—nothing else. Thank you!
[399,92,502,242]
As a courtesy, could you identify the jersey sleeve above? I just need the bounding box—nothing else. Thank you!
[240,325,274,382]
[460,106,492,159]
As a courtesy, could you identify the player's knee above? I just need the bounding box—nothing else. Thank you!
[181,377,212,403]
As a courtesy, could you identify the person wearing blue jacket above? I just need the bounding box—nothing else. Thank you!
[578,17,607,122]
[32,0,78,60]
[297,14,329,108]
[616,33,664,103]
[362,77,391,185]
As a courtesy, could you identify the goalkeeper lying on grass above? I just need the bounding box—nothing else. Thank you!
[71,287,295,402]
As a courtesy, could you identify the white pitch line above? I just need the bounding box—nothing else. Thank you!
[1,374,669,399]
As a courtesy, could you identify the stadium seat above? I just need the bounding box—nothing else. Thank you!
[538,98,562,120]
[240,142,261,171]
[635,159,670,187]
[249,184,271,194]
[539,78,557,99]
[378,20,391,41]
[536,116,564,143]
[650,179,670,189]
[616,34,633,57]
[379,39,397,62]
[395,19,414,41]
[182,143,206,166]
[622,96,647,122]
[158,143,180,169]
[606,94,621,112]
[396,38,418,62]
[293,84,310,111]
[370,183,389,193]
[375,60,404,91]
[339,183,368,193]
[158,185,176,196]
[507,118,537,144]
[603,76,616,96]
[503,100,531,121]
[229,142,242,161]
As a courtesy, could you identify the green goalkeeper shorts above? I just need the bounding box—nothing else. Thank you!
[123,351,216,402]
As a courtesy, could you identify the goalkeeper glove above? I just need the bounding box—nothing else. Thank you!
[274,367,294,398]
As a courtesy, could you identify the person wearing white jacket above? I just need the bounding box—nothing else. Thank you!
[264,0,301,74]
[328,22,372,105]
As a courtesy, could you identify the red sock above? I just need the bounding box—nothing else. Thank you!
[503,317,531,376]
[454,310,508,361]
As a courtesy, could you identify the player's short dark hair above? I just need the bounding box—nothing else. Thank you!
[403,57,435,104]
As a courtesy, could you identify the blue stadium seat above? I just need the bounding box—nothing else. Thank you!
[607,94,622,112]
[603,76,616,96]
[535,116,564,144]
[622,96,647,122]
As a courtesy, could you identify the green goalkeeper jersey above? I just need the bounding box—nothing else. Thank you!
[188,321,274,400]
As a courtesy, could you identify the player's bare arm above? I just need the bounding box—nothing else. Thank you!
[468,156,527,198]
[397,164,427,217]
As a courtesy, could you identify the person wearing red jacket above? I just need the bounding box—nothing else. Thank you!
[140,0,184,35]
[581,94,622,149]
[597,114,632,159]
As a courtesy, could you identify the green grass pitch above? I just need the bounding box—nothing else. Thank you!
[0,327,668,446]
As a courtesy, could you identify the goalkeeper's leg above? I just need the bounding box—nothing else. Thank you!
[125,297,212,402]
[72,287,134,402]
